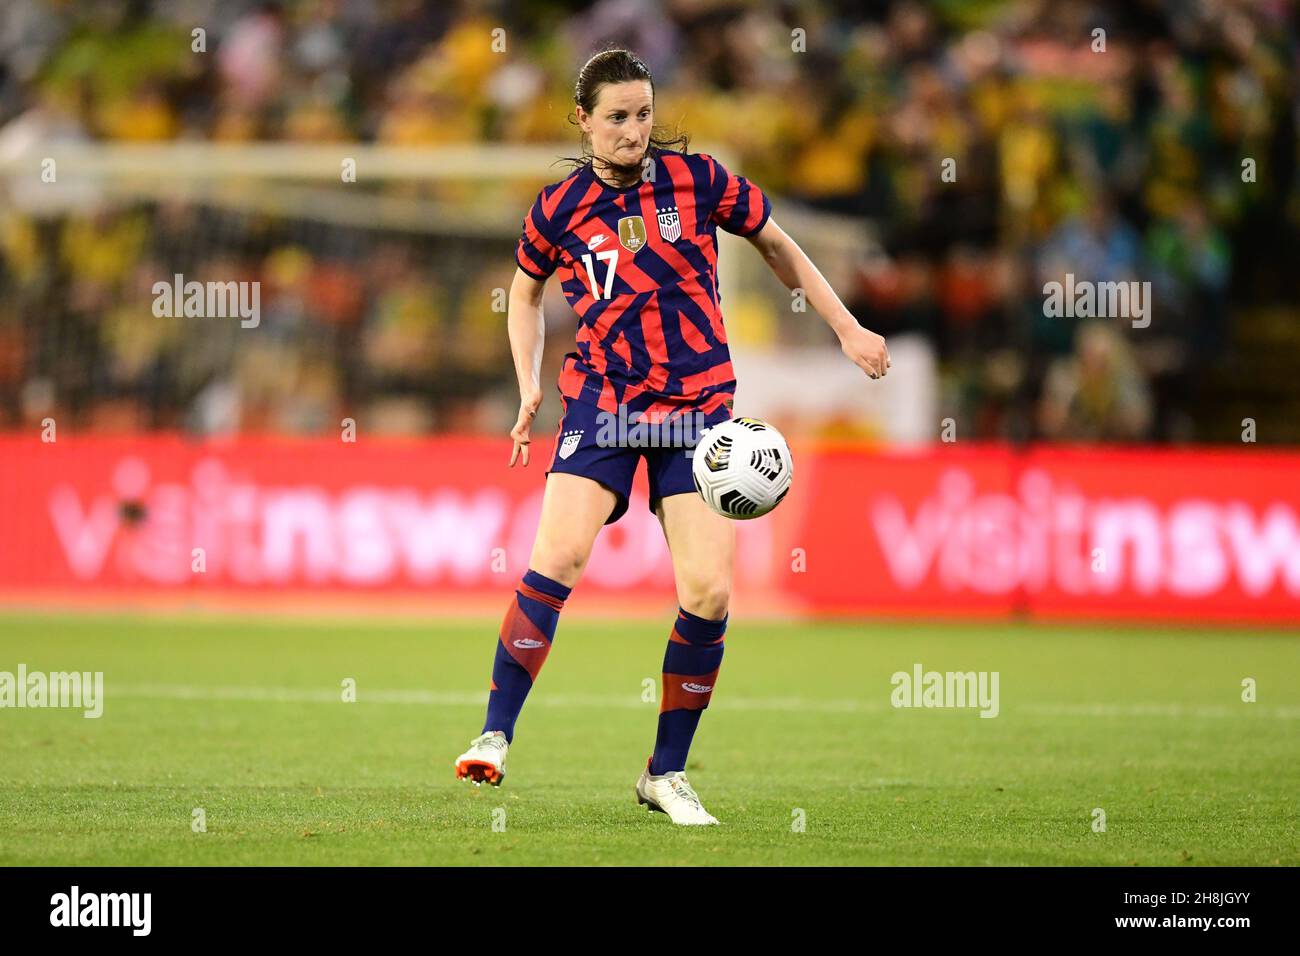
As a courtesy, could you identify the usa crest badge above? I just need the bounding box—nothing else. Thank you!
[656,206,681,242]
[558,430,583,460]
[618,216,647,253]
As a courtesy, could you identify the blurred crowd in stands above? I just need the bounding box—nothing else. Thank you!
[0,0,1296,442]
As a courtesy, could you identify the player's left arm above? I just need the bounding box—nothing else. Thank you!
[745,218,890,379]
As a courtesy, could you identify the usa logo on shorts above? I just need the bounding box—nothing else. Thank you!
[558,430,583,460]
[656,206,681,242]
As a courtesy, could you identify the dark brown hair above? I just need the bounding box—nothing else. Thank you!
[561,48,689,181]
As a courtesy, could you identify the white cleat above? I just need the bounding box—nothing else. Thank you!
[636,764,720,825]
[454,730,508,787]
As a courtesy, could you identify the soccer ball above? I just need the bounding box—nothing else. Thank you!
[691,417,793,519]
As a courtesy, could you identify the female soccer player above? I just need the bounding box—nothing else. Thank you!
[454,49,889,824]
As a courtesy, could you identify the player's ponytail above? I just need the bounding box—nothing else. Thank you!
[559,48,689,174]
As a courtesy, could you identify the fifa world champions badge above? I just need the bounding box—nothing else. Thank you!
[618,215,646,252]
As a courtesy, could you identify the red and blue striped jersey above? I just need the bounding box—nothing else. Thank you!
[514,149,771,424]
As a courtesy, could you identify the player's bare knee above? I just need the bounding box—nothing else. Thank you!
[682,581,731,621]
[531,545,589,587]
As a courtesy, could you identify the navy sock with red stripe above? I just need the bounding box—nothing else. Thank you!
[483,569,571,743]
[649,607,727,775]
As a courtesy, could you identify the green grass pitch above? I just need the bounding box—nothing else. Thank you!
[1,611,1297,866]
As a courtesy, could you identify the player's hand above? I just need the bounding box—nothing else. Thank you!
[509,388,543,467]
[840,325,890,380]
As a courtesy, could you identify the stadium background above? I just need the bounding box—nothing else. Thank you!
[0,0,1297,623]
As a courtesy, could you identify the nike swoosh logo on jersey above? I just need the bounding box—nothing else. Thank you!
[587,234,608,249]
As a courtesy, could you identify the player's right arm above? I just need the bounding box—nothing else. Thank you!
[510,187,565,466]
[507,266,548,467]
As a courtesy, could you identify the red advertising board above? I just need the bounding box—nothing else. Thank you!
[1,434,1296,623]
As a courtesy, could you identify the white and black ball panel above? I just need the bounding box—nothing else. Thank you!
[690,416,793,520]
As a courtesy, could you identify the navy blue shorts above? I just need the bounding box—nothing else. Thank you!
[544,397,718,525]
